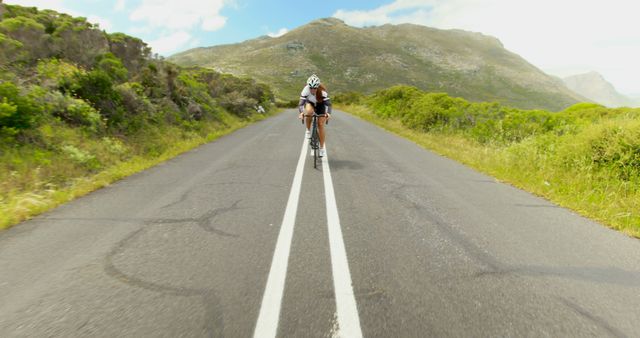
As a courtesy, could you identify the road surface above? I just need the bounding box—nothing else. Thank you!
[1,110,639,337]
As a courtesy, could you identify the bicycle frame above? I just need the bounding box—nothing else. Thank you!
[302,113,326,169]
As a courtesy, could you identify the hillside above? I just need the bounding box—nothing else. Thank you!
[563,71,634,107]
[169,18,584,111]
[0,3,273,228]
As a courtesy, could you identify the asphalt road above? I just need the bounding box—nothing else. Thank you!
[1,109,639,337]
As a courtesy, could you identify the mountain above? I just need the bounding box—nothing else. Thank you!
[629,94,640,107]
[563,72,633,107]
[169,18,584,111]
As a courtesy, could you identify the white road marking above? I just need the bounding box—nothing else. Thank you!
[254,136,308,338]
[322,148,364,338]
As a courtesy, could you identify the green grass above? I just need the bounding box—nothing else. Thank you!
[0,110,279,229]
[340,104,640,238]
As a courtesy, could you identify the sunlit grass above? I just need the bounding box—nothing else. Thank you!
[0,111,277,229]
[341,104,640,238]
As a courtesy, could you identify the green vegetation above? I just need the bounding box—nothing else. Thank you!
[0,4,275,229]
[338,86,640,237]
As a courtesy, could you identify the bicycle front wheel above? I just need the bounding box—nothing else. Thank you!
[313,145,318,168]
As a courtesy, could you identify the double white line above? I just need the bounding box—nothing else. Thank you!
[254,137,363,338]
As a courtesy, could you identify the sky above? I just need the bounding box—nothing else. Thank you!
[5,0,640,95]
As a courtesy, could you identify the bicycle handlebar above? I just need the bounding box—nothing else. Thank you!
[300,114,329,125]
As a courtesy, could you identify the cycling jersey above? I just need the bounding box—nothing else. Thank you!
[298,85,332,115]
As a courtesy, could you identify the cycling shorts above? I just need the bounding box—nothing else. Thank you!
[305,102,327,116]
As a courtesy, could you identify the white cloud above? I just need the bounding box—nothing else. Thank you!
[268,28,288,38]
[147,31,192,55]
[334,0,640,95]
[129,26,154,35]
[130,0,227,32]
[201,16,227,31]
[114,0,126,11]
[189,38,201,48]
[128,0,229,56]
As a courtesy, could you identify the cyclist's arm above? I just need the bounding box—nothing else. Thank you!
[299,86,310,114]
[323,91,332,115]
[298,97,307,114]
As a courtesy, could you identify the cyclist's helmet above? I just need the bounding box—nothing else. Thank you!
[307,74,321,89]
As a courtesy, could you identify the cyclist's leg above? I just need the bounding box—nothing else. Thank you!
[318,115,327,148]
[304,103,314,130]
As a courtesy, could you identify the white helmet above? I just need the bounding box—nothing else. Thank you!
[307,74,321,88]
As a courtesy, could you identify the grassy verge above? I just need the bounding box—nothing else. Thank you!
[339,104,640,238]
[0,111,279,229]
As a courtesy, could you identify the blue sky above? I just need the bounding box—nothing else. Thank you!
[5,0,391,54]
[5,0,640,95]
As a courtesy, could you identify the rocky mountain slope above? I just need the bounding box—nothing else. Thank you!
[169,18,585,111]
[563,71,634,107]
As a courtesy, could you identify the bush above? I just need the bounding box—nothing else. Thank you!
[563,102,605,113]
[368,85,422,119]
[96,52,128,83]
[62,69,124,128]
[0,16,47,61]
[275,99,299,108]
[115,83,154,117]
[0,99,19,141]
[333,91,365,105]
[101,136,128,157]
[367,86,589,144]
[36,59,80,88]
[400,93,465,131]
[0,32,25,64]
[586,121,640,180]
[0,82,44,138]
[38,91,104,132]
[220,91,258,117]
[61,144,101,170]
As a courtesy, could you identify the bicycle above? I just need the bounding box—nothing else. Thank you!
[302,113,327,169]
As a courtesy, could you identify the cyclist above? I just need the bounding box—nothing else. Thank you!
[298,74,332,157]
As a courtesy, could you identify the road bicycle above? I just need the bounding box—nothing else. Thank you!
[303,113,327,169]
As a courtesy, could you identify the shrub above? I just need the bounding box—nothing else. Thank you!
[115,83,154,116]
[107,33,150,74]
[38,91,104,132]
[563,102,605,113]
[0,82,44,138]
[0,32,25,63]
[368,85,422,119]
[63,69,124,128]
[101,137,128,156]
[275,99,299,108]
[0,16,47,61]
[61,144,101,170]
[0,99,19,141]
[588,122,640,180]
[36,59,80,88]
[64,98,103,132]
[400,93,465,131]
[333,91,365,105]
[96,52,128,83]
[220,91,258,117]
[553,119,640,180]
